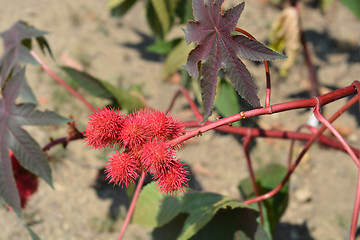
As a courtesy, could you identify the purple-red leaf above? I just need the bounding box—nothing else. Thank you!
[0,68,69,215]
[0,21,48,84]
[184,0,286,120]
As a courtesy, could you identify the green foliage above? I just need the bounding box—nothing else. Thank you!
[162,40,194,78]
[133,183,269,240]
[61,67,145,112]
[108,0,138,17]
[214,78,241,126]
[342,0,360,19]
[238,163,289,237]
[107,0,194,77]
[147,38,182,55]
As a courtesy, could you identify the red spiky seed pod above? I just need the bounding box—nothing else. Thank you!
[84,107,124,150]
[119,109,151,149]
[148,110,185,140]
[155,160,189,195]
[139,139,175,172]
[105,150,140,186]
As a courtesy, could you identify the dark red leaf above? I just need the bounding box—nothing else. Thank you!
[0,21,48,83]
[184,0,286,119]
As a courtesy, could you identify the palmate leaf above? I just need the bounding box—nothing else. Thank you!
[0,21,49,84]
[184,0,286,120]
[133,183,268,240]
[0,68,69,216]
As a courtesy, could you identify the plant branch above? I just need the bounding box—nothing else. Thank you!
[313,104,359,167]
[169,83,357,147]
[287,124,317,168]
[30,50,94,111]
[118,171,146,240]
[349,169,360,240]
[295,2,319,97]
[167,87,202,120]
[242,132,264,225]
[243,94,360,205]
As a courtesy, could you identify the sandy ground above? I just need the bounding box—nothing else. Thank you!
[1,0,360,239]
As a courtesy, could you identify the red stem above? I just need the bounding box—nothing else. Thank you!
[30,50,95,111]
[118,171,146,240]
[244,94,359,205]
[242,132,264,225]
[350,169,360,240]
[184,120,360,156]
[235,28,271,106]
[169,83,357,147]
[295,3,319,97]
[313,105,359,167]
[287,124,317,168]
[167,87,203,120]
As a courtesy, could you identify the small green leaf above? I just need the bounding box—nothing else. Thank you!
[23,223,42,240]
[35,36,53,59]
[108,0,138,17]
[238,163,289,235]
[214,78,241,126]
[342,0,360,19]
[146,0,165,40]
[151,0,172,36]
[100,81,145,112]
[320,0,336,11]
[146,38,182,55]
[175,0,194,24]
[61,66,113,100]
[162,40,194,77]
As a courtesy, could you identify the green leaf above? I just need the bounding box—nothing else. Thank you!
[320,0,336,11]
[214,78,241,126]
[175,0,194,24]
[152,213,188,240]
[152,0,172,36]
[145,0,165,40]
[342,0,360,19]
[24,223,42,240]
[146,38,182,55]
[61,66,144,112]
[108,0,138,17]
[35,36,53,59]
[162,40,194,77]
[196,207,269,240]
[61,66,113,100]
[238,163,289,235]
[100,81,145,112]
[132,182,183,227]
[178,193,255,240]
[133,182,265,240]
[145,0,180,40]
